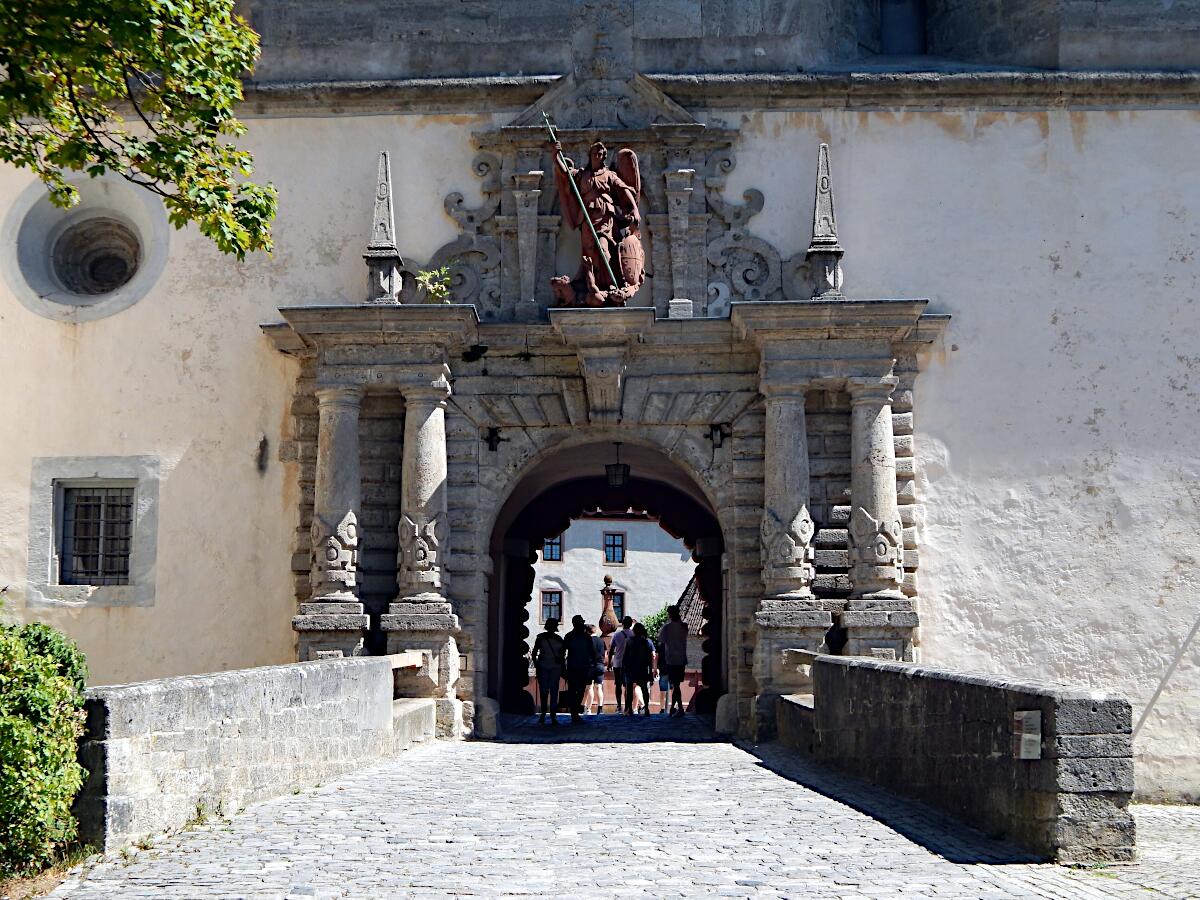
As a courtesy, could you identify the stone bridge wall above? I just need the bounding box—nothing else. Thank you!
[777,652,1135,864]
[75,656,436,852]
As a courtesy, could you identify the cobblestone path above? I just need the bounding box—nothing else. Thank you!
[51,714,1199,899]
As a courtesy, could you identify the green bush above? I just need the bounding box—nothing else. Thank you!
[642,606,670,645]
[16,623,88,694]
[0,627,86,877]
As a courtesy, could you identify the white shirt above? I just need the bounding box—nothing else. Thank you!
[609,627,633,667]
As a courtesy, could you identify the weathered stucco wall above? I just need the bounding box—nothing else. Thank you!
[715,107,1200,800]
[2,105,1197,798]
[0,114,496,685]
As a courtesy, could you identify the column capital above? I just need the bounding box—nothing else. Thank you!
[314,384,364,407]
[760,380,814,400]
[402,373,452,405]
[846,375,898,405]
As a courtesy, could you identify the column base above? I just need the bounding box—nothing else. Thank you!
[752,598,835,741]
[293,602,369,661]
[382,596,460,699]
[840,597,919,661]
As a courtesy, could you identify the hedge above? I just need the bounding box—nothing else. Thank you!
[0,626,86,877]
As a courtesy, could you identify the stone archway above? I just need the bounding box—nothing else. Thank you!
[484,444,725,714]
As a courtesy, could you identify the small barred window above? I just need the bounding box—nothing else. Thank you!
[61,486,134,585]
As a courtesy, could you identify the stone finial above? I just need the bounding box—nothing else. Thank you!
[806,143,845,299]
[364,152,406,303]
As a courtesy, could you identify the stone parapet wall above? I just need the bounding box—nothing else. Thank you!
[777,652,1135,864]
[75,657,436,851]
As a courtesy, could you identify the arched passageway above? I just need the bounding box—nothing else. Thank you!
[486,445,725,716]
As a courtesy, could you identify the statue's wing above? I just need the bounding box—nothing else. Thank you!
[615,148,641,198]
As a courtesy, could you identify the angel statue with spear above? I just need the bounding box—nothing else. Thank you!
[543,112,646,307]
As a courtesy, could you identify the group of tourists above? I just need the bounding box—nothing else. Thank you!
[529,607,689,725]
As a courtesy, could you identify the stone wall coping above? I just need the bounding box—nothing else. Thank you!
[85,655,389,703]
[789,650,1123,703]
[240,71,1200,116]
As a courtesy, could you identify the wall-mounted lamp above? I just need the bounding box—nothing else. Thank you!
[707,423,732,448]
[605,441,630,488]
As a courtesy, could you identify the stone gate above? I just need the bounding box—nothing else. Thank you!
[264,69,948,740]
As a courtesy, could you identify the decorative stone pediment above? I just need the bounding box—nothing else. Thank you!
[506,72,698,131]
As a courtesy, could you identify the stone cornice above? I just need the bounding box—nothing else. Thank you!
[650,71,1200,110]
[241,70,1200,118]
[269,304,480,349]
[731,299,931,344]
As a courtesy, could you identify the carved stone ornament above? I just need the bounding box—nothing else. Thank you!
[365,18,849,321]
[761,504,816,583]
[398,512,448,590]
[364,152,410,304]
[847,506,905,576]
[310,510,359,596]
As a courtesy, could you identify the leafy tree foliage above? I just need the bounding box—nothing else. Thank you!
[0,627,86,876]
[641,606,669,645]
[0,0,276,258]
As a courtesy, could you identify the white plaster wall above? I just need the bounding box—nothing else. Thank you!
[530,518,695,629]
[1,104,1196,799]
[717,107,1200,800]
[0,113,497,685]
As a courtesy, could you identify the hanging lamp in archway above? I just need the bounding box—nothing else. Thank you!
[605,442,630,488]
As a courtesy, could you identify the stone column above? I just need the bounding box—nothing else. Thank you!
[293,386,369,660]
[382,373,463,736]
[752,382,831,738]
[844,375,917,660]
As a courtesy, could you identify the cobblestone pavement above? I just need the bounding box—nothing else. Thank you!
[51,713,1199,899]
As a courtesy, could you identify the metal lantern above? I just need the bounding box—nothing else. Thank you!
[605,441,630,488]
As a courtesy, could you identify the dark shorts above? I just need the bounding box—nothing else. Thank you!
[591,669,605,684]
[665,664,686,686]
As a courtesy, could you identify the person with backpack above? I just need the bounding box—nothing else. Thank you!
[530,617,565,725]
[562,614,598,723]
[621,622,655,717]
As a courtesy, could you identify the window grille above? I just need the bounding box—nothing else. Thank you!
[603,532,626,564]
[541,590,562,623]
[612,591,625,621]
[61,486,134,585]
[543,534,562,561]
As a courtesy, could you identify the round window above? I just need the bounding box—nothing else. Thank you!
[52,217,142,295]
[2,176,168,322]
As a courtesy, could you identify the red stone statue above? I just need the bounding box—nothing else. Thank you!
[548,138,646,307]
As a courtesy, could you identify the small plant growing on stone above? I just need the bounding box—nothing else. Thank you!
[416,266,453,304]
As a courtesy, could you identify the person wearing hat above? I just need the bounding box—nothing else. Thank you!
[530,617,566,725]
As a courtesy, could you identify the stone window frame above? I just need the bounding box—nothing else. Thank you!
[542,533,563,562]
[603,531,626,566]
[540,590,562,624]
[611,591,625,621]
[27,456,160,608]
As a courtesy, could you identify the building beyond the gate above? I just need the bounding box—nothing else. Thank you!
[1,1,1198,802]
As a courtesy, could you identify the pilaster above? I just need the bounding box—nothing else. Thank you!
[512,169,543,321]
[664,168,695,305]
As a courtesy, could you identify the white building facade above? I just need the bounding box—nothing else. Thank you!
[529,516,695,631]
